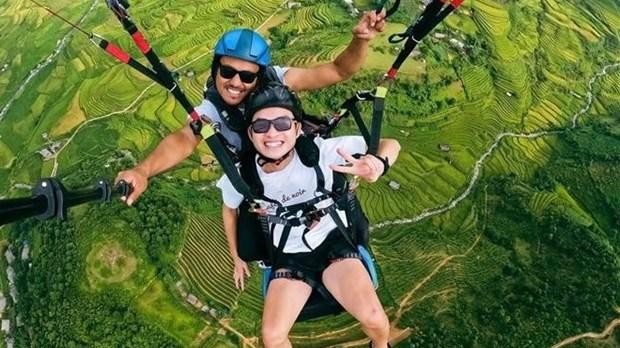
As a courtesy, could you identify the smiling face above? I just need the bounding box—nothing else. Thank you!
[247,106,300,161]
[215,56,260,106]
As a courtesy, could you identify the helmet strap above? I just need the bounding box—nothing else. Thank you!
[257,149,293,168]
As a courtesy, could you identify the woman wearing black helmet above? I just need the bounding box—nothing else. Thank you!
[217,83,400,348]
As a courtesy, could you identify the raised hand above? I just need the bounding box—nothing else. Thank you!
[352,9,387,41]
[329,148,385,183]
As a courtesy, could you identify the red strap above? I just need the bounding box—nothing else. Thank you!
[386,67,398,79]
[189,110,200,122]
[452,0,464,8]
[131,32,151,54]
[105,43,130,64]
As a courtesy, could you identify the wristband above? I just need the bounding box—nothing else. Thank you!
[369,153,390,176]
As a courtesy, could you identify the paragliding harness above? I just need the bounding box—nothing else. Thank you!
[234,135,378,321]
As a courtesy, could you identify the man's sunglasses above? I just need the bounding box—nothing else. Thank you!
[250,116,295,133]
[219,64,259,84]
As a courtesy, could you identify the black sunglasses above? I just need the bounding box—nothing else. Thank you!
[250,116,295,133]
[219,64,259,84]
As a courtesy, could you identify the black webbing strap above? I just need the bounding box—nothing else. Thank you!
[386,0,464,78]
[273,224,293,267]
[376,0,401,18]
[348,103,372,144]
[313,167,357,250]
[205,134,258,204]
[320,88,386,155]
[368,88,386,155]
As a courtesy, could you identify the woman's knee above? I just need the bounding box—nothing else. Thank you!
[261,324,289,347]
[359,306,389,331]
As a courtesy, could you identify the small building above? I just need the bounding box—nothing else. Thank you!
[438,144,451,152]
[9,286,17,304]
[37,148,54,160]
[0,296,6,313]
[6,267,15,284]
[409,49,422,58]
[1,319,9,334]
[286,1,301,9]
[4,249,14,264]
[186,294,198,306]
[434,32,447,39]
[449,38,465,50]
[389,181,401,191]
[21,243,30,261]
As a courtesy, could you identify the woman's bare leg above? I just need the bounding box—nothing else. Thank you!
[323,259,390,348]
[262,274,313,348]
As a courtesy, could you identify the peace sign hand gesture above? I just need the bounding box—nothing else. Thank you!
[329,148,385,183]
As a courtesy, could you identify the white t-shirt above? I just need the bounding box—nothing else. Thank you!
[217,136,367,253]
[195,65,288,152]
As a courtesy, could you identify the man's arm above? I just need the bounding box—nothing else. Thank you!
[283,10,386,92]
[115,123,201,205]
[222,204,240,261]
[222,204,250,290]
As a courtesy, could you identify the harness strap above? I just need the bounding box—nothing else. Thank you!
[273,224,293,267]
[270,269,341,308]
[376,0,401,18]
[312,166,358,250]
[368,87,387,155]
[348,103,372,144]
[388,0,464,77]
[318,87,386,154]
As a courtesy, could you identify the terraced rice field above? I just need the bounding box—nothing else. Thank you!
[177,214,239,310]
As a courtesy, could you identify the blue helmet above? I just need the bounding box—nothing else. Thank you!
[214,29,271,67]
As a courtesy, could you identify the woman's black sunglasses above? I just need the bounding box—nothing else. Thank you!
[219,64,258,84]
[250,116,295,133]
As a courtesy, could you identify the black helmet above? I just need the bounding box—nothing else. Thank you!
[244,82,303,124]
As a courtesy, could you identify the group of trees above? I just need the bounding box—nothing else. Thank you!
[406,123,620,346]
[9,219,179,347]
[131,192,185,267]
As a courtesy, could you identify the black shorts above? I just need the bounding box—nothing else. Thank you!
[272,229,360,286]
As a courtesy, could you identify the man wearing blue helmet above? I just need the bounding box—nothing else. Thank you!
[116,10,386,205]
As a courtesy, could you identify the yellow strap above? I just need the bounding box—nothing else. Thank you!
[374,86,388,98]
[200,124,216,139]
